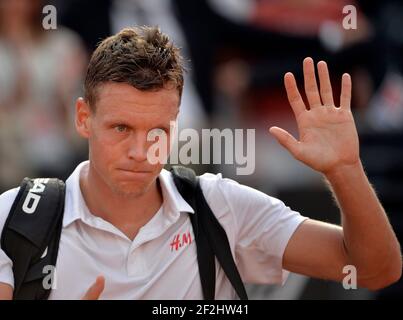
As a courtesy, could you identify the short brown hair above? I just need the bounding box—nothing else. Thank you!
[84,26,184,109]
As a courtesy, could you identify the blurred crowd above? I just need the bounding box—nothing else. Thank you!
[0,0,402,299]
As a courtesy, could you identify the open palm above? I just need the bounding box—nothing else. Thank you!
[269,58,360,175]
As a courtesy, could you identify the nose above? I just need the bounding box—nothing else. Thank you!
[127,132,149,163]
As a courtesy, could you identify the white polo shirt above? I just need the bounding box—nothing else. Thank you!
[0,161,307,299]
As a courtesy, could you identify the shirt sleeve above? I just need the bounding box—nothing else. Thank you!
[199,173,308,286]
[0,188,19,289]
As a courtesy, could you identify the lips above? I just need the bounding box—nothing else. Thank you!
[116,168,153,178]
[118,168,152,173]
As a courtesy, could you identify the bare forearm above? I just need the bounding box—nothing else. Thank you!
[325,161,402,287]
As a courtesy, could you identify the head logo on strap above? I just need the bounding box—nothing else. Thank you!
[22,178,50,214]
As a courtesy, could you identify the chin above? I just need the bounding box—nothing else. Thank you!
[110,180,152,198]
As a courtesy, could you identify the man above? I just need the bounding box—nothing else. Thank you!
[0,26,401,300]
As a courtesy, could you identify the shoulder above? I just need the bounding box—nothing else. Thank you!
[197,171,288,235]
[198,171,285,212]
[0,188,20,237]
[198,171,242,198]
[197,171,306,238]
[0,188,20,214]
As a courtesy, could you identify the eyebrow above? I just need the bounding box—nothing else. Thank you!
[104,119,130,125]
[104,119,170,131]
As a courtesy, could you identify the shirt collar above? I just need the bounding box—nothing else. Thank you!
[159,168,195,220]
[63,161,194,228]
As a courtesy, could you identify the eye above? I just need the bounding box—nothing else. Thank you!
[114,124,128,133]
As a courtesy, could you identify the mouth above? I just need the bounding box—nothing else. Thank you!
[118,168,152,172]
[117,168,153,178]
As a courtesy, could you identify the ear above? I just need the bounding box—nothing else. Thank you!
[75,97,92,139]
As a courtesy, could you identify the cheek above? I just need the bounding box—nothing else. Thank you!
[90,130,123,165]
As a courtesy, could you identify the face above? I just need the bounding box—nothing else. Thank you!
[76,82,180,197]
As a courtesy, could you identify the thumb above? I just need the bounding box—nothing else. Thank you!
[82,276,105,300]
[269,126,300,157]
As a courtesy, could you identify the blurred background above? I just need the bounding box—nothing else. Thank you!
[0,0,402,299]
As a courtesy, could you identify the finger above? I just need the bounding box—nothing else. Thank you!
[340,73,352,109]
[303,57,322,108]
[284,72,306,117]
[82,276,105,300]
[269,126,301,158]
[317,61,334,106]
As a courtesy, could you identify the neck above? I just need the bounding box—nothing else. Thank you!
[79,163,163,240]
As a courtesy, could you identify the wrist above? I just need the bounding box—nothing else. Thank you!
[323,160,364,184]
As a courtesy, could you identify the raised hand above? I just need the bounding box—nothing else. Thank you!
[269,57,360,175]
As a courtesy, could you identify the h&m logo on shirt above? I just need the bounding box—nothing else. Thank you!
[170,232,192,251]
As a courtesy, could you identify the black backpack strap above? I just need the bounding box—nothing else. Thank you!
[171,166,248,300]
[171,166,216,300]
[1,178,65,300]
